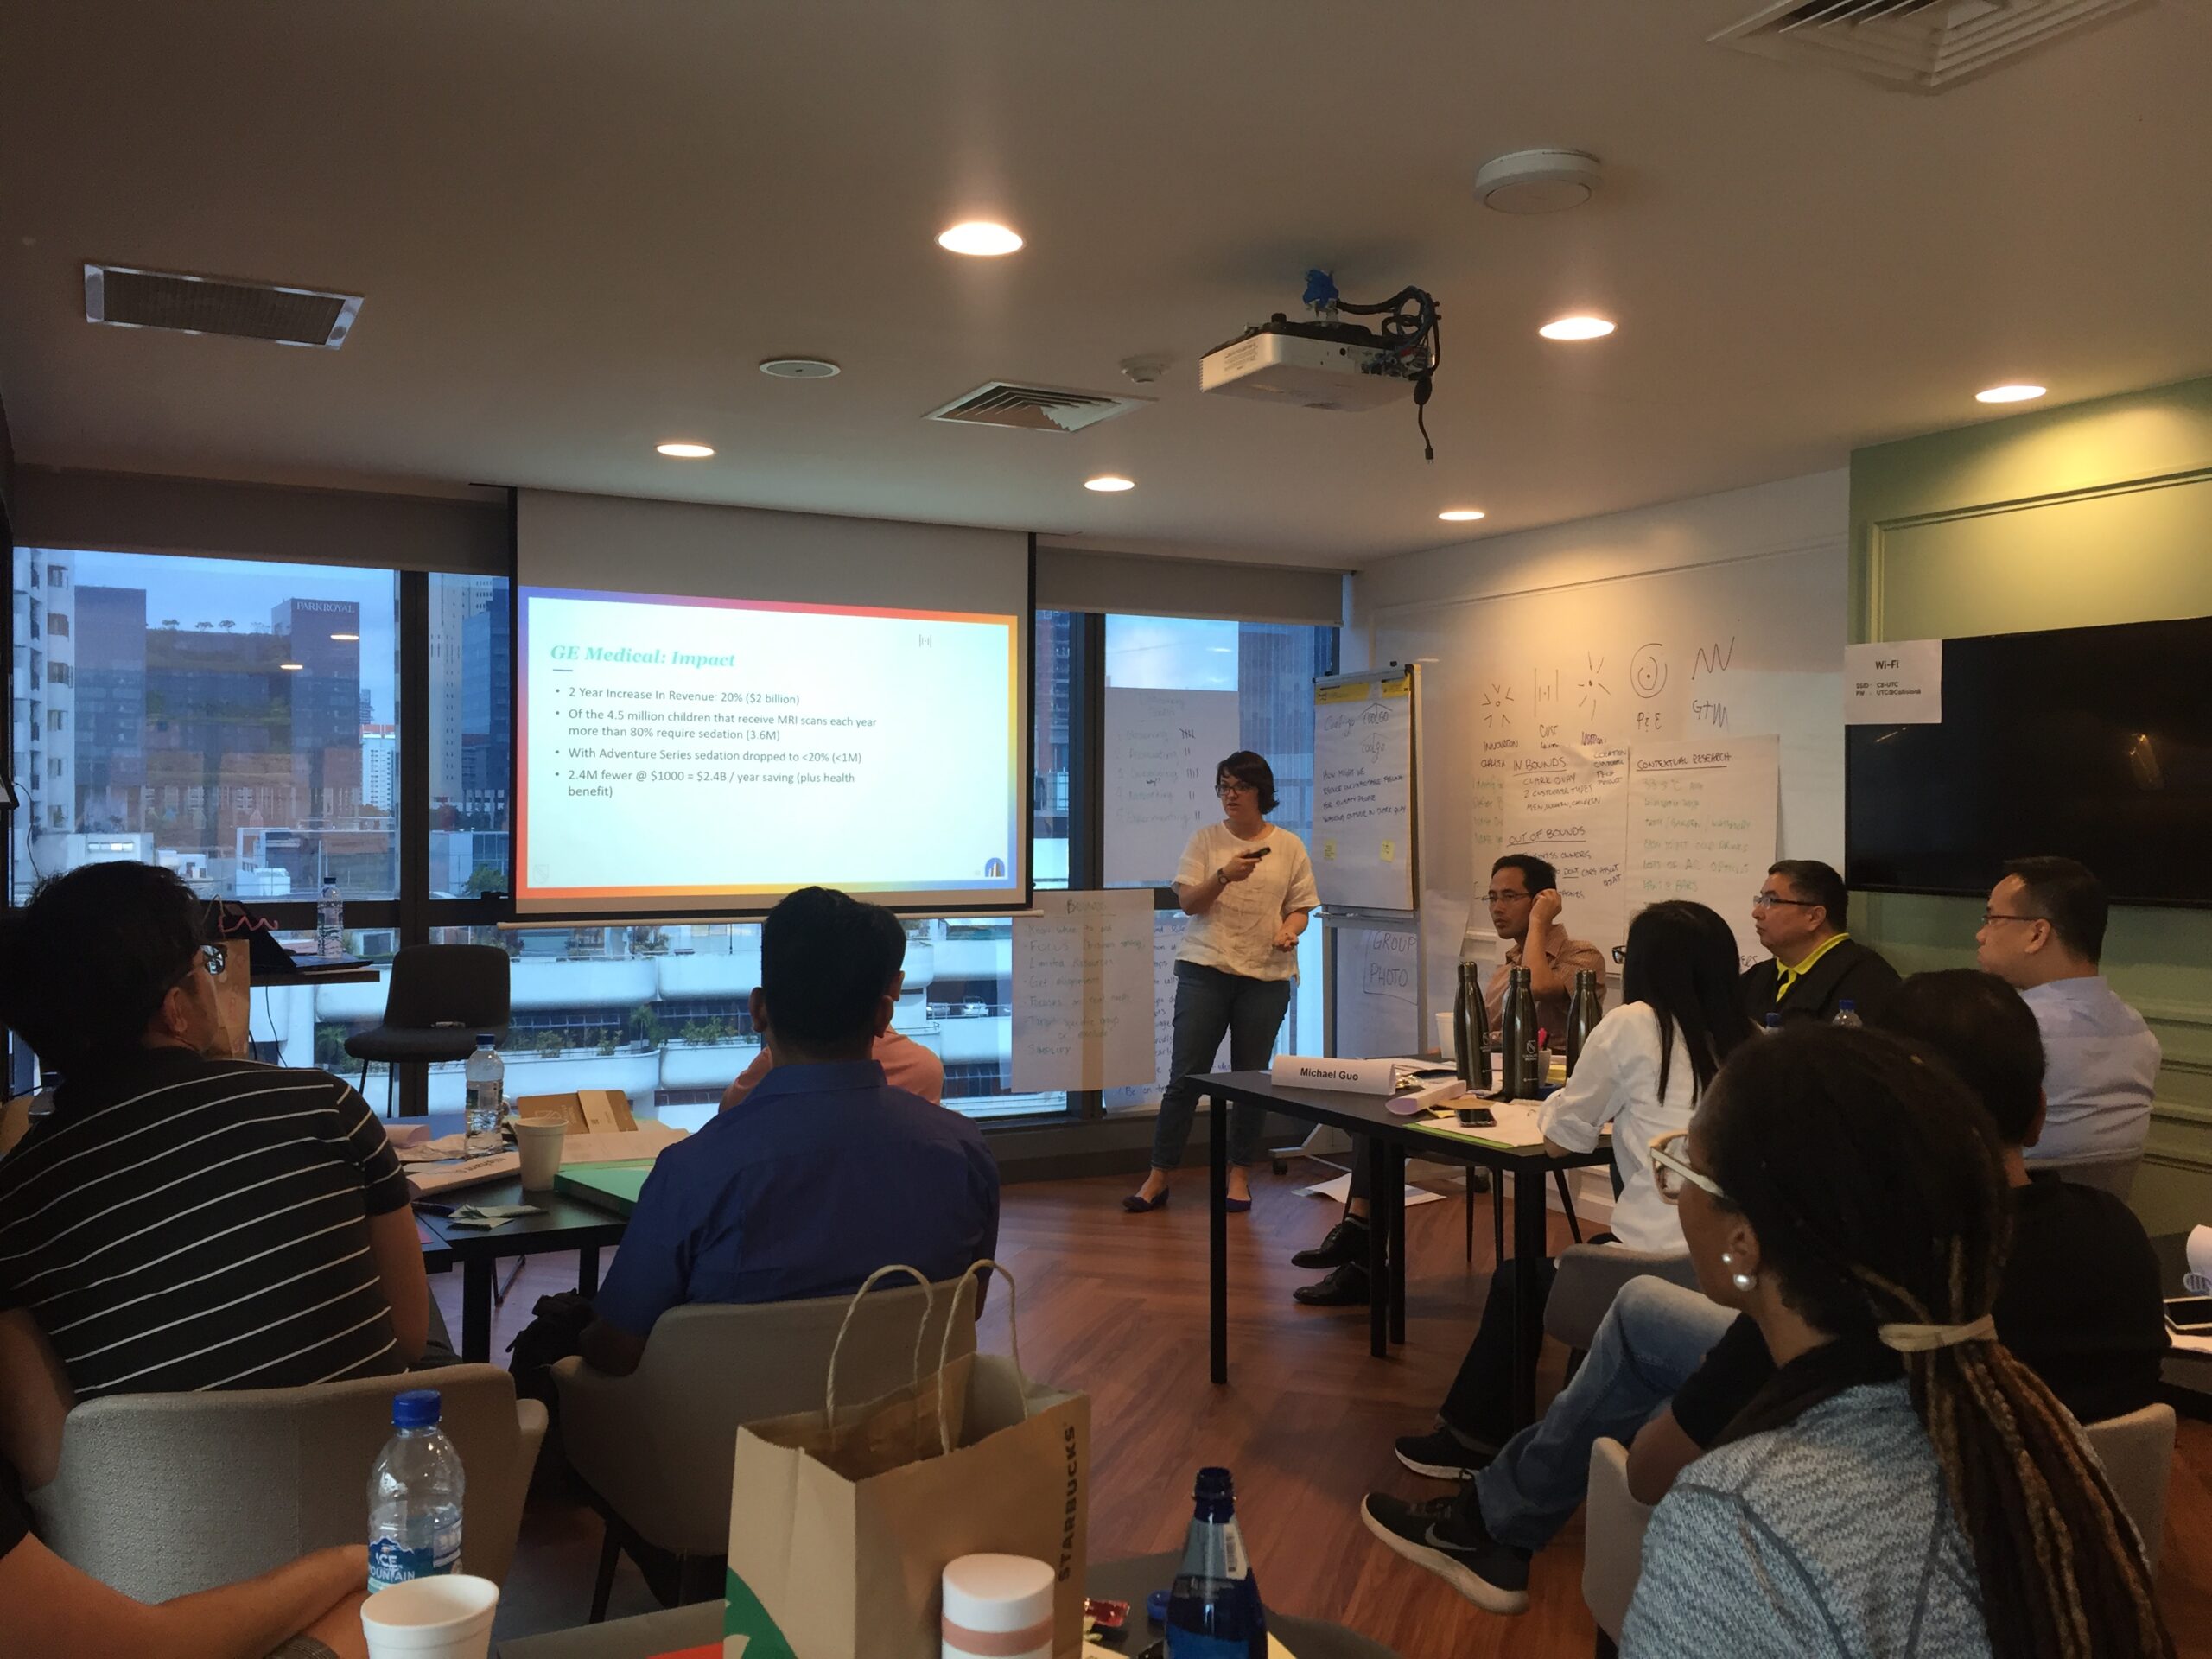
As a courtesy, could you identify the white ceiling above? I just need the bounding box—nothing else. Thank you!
[3,2,2209,570]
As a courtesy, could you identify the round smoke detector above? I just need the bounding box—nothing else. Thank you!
[1474,149,1601,215]
[759,357,841,379]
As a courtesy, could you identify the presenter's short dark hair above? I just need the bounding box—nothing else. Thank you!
[2003,855,2108,963]
[1491,854,1558,896]
[1870,969,2044,1146]
[759,887,907,1055]
[0,861,207,1073]
[1216,751,1278,814]
[1768,859,1848,930]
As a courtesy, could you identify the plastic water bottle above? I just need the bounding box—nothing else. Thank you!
[464,1036,504,1158]
[366,1389,465,1592]
[1165,1466,1266,1658]
[1833,999,1863,1029]
[316,880,344,959]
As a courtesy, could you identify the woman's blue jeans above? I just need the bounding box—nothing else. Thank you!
[1149,960,1294,1170]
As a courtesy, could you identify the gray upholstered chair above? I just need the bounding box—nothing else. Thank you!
[551,1275,979,1620]
[1543,1243,1706,1357]
[1581,1403,2180,1656]
[2035,1151,2143,1203]
[1582,1437,1646,1656]
[29,1363,545,1601]
[2088,1402,2177,1574]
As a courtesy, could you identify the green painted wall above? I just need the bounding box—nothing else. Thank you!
[1851,375,2212,1234]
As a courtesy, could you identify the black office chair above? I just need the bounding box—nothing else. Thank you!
[344,944,511,1117]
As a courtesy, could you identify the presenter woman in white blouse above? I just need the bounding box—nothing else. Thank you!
[1125,751,1319,1214]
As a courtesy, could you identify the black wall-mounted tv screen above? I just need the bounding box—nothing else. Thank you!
[1847,613,2212,908]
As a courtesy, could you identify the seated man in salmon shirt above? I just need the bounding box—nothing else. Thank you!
[720,959,944,1109]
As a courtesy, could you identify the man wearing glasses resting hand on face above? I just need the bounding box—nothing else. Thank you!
[1289,852,1606,1306]
[1738,859,1899,1027]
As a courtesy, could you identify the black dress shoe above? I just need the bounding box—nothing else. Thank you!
[1290,1217,1371,1270]
[1292,1262,1371,1306]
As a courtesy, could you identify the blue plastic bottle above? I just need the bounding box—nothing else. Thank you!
[366,1389,466,1592]
[1165,1466,1266,1658]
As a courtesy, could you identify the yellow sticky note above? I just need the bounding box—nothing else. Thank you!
[1321,838,1338,861]
[1380,839,1396,863]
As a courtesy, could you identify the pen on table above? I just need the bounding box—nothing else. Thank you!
[412,1201,456,1216]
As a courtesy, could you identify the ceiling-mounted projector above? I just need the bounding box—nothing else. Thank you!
[1201,271,1444,457]
[1199,314,1417,411]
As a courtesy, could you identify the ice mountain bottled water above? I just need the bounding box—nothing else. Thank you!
[367,1389,466,1592]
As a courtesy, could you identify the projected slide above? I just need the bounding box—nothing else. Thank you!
[517,587,1021,912]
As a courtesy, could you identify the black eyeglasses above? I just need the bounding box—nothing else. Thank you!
[1751,893,1819,911]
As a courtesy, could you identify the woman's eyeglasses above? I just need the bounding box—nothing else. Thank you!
[1649,1130,1726,1205]
[1215,780,1255,797]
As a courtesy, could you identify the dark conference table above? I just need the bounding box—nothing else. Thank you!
[415,1175,630,1362]
[1198,1069,1610,1430]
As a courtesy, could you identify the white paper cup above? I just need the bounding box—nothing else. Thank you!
[361,1574,499,1659]
[1435,1010,1456,1062]
[514,1116,567,1192]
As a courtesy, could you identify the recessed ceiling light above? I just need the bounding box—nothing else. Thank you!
[938,221,1023,257]
[328,632,359,641]
[655,442,715,458]
[760,358,841,379]
[1438,509,1486,522]
[1084,474,1135,493]
[1539,315,1615,341]
[279,662,305,671]
[1975,383,2046,404]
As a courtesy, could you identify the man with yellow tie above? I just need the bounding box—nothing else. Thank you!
[1738,860,1900,1025]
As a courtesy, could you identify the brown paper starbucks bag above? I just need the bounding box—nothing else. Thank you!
[725,1262,1089,1659]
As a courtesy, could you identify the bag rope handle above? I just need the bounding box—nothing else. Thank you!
[929,1259,1020,1457]
[823,1263,934,1440]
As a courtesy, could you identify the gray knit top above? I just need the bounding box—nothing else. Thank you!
[1621,1379,1992,1658]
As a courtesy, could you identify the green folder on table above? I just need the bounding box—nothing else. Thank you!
[554,1158,657,1216]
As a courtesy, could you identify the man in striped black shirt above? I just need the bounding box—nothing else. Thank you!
[0,861,429,1488]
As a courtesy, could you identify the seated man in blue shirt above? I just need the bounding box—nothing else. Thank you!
[580,887,1000,1376]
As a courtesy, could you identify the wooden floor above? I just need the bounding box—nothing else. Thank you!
[438,1160,2212,1656]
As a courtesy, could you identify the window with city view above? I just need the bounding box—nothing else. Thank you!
[9,548,400,905]
[1100,613,1338,1109]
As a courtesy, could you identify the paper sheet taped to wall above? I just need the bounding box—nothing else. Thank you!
[1012,889,1157,1091]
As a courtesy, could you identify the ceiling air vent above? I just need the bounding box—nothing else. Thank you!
[925,380,1151,434]
[85,264,364,348]
[1710,0,2151,91]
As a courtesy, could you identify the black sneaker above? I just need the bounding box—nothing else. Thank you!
[1291,1262,1370,1306]
[1360,1492,1530,1614]
[1290,1217,1371,1270]
[1394,1428,1493,1481]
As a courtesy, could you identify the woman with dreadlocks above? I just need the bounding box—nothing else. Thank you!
[1624,1025,2172,1659]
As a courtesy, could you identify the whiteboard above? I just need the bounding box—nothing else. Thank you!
[1372,542,1844,1019]
[1329,920,1426,1059]
[1103,688,1242,886]
[1311,669,1417,911]
[1626,735,1781,970]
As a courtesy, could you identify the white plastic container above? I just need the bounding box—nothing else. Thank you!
[942,1554,1054,1659]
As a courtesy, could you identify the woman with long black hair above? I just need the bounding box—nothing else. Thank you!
[1385,899,1755,1481]
[1627,1026,2173,1658]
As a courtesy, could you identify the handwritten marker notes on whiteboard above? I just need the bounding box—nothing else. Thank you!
[1013,889,1158,1092]
[1502,746,1629,959]
[1627,735,1779,969]
[1103,687,1240,886]
[1313,671,1416,910]
[1844,639,1942,724]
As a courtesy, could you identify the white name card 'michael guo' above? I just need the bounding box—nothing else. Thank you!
[1269,1053,1397,1093]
